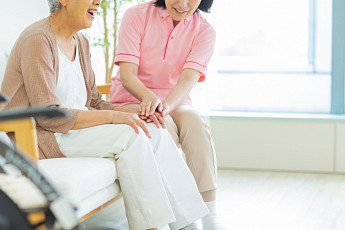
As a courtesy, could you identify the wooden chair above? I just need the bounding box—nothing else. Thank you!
[97,83,112,99]
[0,84,113,164]
[0,84,122,225]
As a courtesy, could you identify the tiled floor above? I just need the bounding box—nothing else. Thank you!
[84,169,345,230]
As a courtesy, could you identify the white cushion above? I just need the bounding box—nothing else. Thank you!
[39,157,117,204]
[75,183,121,218]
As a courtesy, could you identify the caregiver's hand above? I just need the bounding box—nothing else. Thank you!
[140,93,163,117]
[144,111,166,129]
[161,103,171,117]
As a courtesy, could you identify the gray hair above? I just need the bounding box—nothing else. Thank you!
[47,0,61,13]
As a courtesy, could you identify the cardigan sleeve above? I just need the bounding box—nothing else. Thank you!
[89,70,116,110]
[75,33,116,111]
[18,33,80,134]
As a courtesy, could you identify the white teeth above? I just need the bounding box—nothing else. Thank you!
[175,9,185,13]
[88,10,96,16]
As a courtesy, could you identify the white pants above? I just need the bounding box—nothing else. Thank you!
[55,123,209,230]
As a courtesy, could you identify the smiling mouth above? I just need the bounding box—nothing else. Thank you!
[87,9,97,17]
[174,8,186,14]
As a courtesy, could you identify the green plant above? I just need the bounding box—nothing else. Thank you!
[90,0,146,83]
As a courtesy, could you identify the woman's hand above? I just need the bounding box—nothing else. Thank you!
[114,106,140,115]
[140,93,163,117]
[110,111,151,138]
[115,105,165,128]
[144,111,166,129]
[161,103,171,117]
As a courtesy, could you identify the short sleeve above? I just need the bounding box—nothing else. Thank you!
[114,7,144,66]
[183,22,216,82]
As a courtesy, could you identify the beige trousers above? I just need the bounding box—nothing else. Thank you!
[123,104,218,201]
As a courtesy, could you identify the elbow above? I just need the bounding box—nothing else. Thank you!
[119,62,138,89]
[120,74,130,90]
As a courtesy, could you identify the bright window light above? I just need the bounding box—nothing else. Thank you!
[193,0,332,114]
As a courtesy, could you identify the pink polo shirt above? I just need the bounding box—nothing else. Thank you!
[109,1,216,106]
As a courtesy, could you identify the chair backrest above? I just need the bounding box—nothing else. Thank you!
[96,84,112,98]
[0,118,38,164]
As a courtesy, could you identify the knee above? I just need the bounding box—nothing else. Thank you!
[177,110,209,132]
[146,122,165,141]
[118,124,151,148]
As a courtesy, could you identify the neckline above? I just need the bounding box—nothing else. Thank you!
[58,37,79,63]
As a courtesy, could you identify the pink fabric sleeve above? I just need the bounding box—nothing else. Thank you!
[114,7,144,66]
[183,23,216,82]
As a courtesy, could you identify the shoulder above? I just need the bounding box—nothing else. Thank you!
[15,17,56,51]
[198,14,216,38]
[123,1,158,22]
[124,1,152,17]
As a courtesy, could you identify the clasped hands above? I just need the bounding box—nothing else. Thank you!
[139,93,170,126]
[115,94,169,139]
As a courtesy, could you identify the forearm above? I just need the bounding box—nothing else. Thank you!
[72,108,152,138]
[72,110,112,129]
[164,69,200,111]
[120,62,155,102]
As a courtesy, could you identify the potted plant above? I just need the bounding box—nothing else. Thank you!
[89,0,146,84]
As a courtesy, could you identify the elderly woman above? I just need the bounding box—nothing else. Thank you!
[109,0,222,229]
[0,0,210,229]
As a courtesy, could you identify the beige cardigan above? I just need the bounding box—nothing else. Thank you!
[1,17,115,159]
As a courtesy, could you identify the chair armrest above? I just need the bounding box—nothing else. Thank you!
[97,84,112,96]
[0,118,39,164]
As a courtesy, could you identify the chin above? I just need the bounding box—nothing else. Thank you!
[83,21,93,29]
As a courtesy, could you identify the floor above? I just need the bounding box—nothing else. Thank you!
[83,169,345,230]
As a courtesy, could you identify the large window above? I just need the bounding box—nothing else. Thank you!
[192,0,332,114]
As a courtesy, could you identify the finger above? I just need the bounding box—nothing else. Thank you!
[157,102,163,112]
[139,115,148,121]
[135,119,151,138]
[150,100,158,115]
[145,104,151,117]
[155,113,166,129]
[139,115,148,120]
[149,114,160,128]
[161,107,167,117]
[126,120,140,134]
[140,104,146,116]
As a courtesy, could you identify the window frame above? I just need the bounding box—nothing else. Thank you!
[331,0,345,114]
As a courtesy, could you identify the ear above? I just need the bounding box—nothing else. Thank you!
[59,0,68,7]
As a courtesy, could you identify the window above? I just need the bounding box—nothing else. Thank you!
[192,0,332,114]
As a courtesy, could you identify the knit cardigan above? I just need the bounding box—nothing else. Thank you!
[1,17,116,159]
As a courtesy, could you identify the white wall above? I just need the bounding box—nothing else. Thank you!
[0,0,49,84]
[210,114,345,174]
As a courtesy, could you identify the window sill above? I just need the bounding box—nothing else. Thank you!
[208,111,345,122]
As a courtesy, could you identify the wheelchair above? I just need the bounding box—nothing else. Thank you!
[0,95,126,230]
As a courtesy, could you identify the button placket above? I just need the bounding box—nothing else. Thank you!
[164,25,180,59]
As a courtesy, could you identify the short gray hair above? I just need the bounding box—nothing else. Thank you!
[47,0,61,13]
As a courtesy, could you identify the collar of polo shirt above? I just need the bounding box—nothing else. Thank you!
[157,6,192,25]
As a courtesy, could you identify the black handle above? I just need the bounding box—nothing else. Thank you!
[0,107,67,121]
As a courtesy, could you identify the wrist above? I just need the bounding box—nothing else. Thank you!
[140,91,156,102]
[113,106,122,112]
[105,110,116,123]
